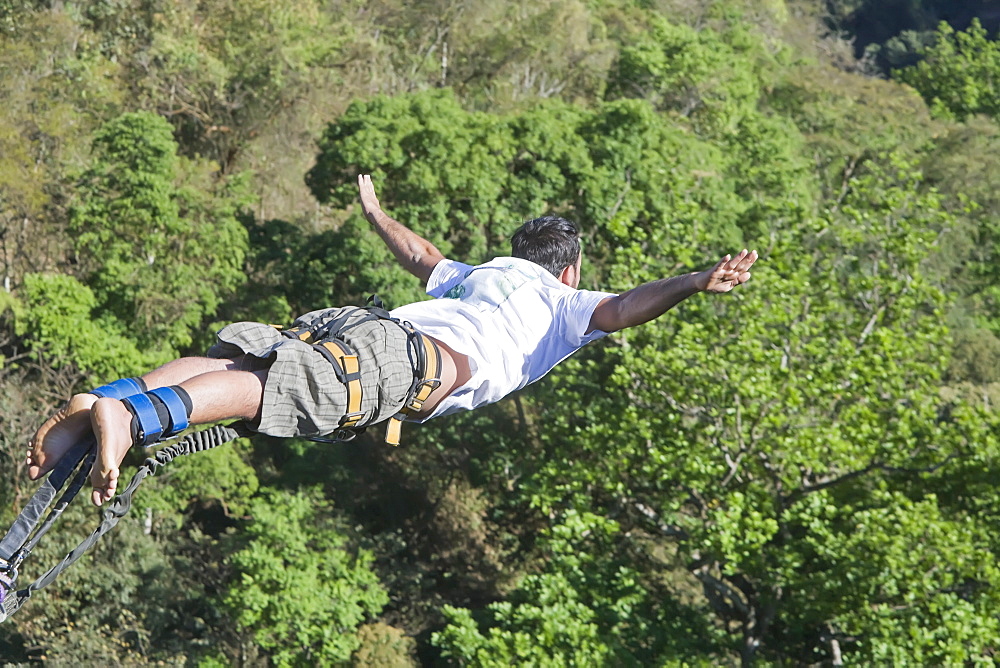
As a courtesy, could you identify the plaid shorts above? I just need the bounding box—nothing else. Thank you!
[207,307,415,438]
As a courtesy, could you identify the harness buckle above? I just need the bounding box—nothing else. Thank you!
[405,378,441,412]
[339,411,365,429]
[308,427,364,443]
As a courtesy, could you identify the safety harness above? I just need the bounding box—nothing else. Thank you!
[281,298,441,446]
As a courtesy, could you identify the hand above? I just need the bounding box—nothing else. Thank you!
[699,249,757,293]
[357,174,382,224]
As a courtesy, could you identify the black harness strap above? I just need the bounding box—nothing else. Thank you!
[0,423,246,624]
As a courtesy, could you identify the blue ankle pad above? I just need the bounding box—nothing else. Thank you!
[149,387,190,434]
[122,393,163,446]
[91,377,146,400]
[121,387,192,447]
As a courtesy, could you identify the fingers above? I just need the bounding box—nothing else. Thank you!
[357,174,381,219]
[723,249,754,270]
[713,254,731,272]
[724,249,757,282]
[706,249,757,292]
[734,249,756,285]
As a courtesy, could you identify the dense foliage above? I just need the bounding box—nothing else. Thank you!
[1,0,999,665]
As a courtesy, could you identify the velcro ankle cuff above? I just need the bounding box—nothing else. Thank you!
[121,386,192,447]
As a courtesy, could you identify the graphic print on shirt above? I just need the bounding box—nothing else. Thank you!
[441,264,537,311]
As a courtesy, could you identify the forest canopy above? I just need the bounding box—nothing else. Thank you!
[1,0,999,665]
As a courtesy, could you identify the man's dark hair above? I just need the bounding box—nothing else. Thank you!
[510,216,581,277]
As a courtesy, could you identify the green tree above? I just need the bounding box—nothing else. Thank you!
[220,487,389,666]
[70,111,249,355]
[916,117,1000,399]
[142,436,260,522]
[522,155,1000,663]
[0,7,123,290]
[307,89,753,306]
[13,273,165,382]
[363,0,616,107]
[0,483,239,664]
[895,19,1000,121]
[433,511,726,664]
[770,63,937,203]
[606,17,774,134]
[774,488,1000,663]
[129,0,353,173]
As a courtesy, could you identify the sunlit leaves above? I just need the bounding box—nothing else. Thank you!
[895,19,1000,122]
[607,18,773,134]
[14,273,166,381]
[221,488,388,666]
[519,153,998,662]
[308,89,749,302]
[131,0,353,170]
[69,111,250,354]
[434,511,725,664]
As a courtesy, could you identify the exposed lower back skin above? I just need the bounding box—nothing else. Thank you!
[415,336,471,419]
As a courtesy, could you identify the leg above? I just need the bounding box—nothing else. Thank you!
[90,367,267,506]
[27,357,247,480]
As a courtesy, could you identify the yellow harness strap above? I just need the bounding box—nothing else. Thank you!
[279,325,365,429]
[316,339,365,429]
[384,333,441,446]
[289,327,313,341]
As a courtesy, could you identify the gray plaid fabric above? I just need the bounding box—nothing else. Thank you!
[207,307,415,438]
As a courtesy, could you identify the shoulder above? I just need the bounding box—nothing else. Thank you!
[426,258,474,296]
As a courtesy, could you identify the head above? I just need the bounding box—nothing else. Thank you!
[510,216,582,287]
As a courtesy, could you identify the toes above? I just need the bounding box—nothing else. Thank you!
[26,448,43,480]
[90,469,118,506]
[105,469,118,500]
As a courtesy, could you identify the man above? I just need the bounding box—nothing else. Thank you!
[27,175,757,507]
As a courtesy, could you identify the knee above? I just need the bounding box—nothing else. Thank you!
[225,355,271,372]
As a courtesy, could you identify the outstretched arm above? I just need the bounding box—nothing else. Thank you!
[588,249,758,333]
[358,174,445,283]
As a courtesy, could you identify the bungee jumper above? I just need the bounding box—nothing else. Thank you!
[5,174,757,618]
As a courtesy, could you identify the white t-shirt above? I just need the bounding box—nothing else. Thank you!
[390,257,616,421]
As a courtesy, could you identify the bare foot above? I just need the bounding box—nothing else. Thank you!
[27,393,98,480]
[90,398,135,506]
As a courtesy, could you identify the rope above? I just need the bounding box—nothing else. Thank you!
[0,423,246,623]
